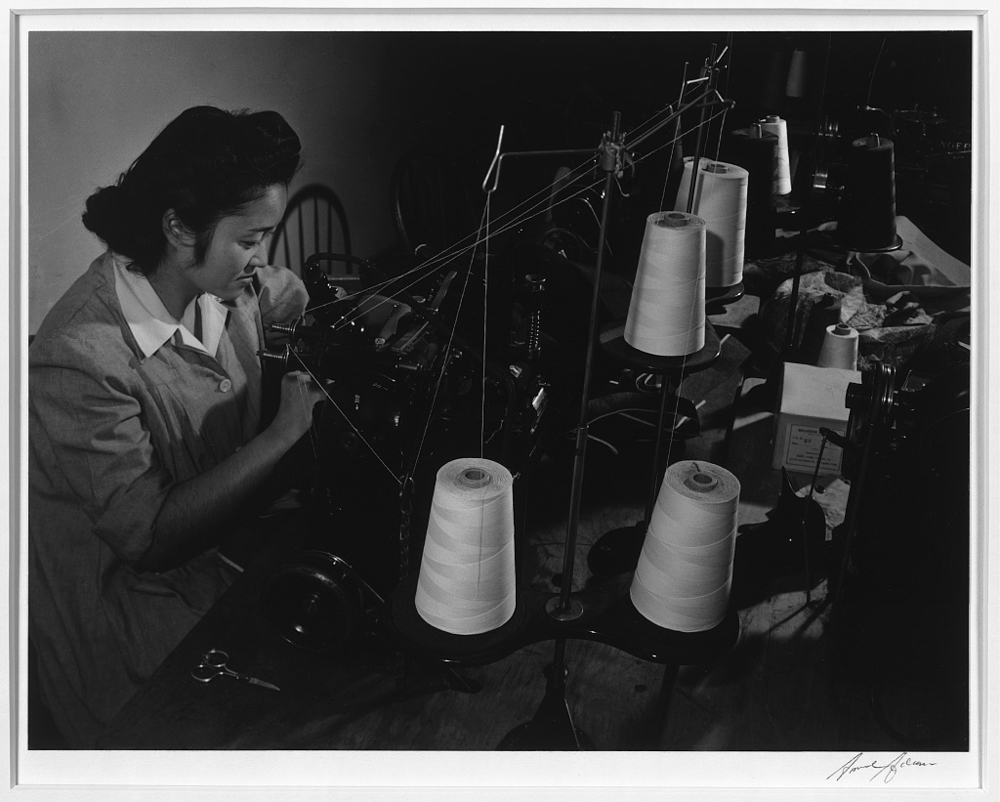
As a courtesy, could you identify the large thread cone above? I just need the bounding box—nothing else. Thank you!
[674,158,749,288]
[414,458,517,635]
[624,211,706,357]
[631,460,741,632]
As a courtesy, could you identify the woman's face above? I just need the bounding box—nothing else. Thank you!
[181,183,288,302]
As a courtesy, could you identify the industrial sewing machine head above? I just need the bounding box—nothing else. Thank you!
[258,249,554,649]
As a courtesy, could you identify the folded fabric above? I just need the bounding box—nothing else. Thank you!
[848,215,970,289]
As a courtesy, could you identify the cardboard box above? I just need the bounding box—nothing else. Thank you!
[772,362,862,476]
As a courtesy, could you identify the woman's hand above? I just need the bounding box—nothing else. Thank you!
[141,370,328,571]
[268,370,328,448]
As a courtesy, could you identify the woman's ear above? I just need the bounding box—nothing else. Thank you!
[162,210,196,249]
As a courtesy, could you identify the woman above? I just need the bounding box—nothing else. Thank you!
[28,106,327,747]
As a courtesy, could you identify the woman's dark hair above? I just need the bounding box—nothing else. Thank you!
[82,106,301,274]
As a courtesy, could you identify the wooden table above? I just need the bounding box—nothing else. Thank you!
[99,507,739,750]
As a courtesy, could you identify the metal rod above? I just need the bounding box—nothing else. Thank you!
[640,50,719,536]
[644,375,674,526]
[478,83,728,205]
[685,45,718,215]
[556,111,622,614]
[483,147,598,195]
[626,87,731,157]
[673,61,690,159]
[783,233,808,355]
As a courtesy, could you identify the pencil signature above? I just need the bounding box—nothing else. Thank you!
[827,752,937,784]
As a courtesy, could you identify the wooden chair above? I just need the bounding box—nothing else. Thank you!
[390,148,478,258]
[269,184,351,278]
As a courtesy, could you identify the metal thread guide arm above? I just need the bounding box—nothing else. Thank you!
[553,114,624,623]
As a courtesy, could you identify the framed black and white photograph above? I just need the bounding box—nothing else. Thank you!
[3,3,994,800]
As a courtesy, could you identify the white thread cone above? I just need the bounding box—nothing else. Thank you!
[674,158,748,288]
[758,116,792,195]
[415,458,517,635]
[817,323,859,370]
[630,461,741,632]
[624,211,706,357]
[786,49,807,98]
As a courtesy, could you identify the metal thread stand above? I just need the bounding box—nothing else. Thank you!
[586,46,727,580]
[488,47,735,749]
[586,323,723,579]
[496,115,622,749]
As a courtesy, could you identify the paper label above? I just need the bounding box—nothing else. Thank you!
[784,424,843,473]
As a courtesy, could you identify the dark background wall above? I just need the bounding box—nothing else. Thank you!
[29,29,972,332]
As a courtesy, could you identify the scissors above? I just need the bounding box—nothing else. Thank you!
[191,649,281,692]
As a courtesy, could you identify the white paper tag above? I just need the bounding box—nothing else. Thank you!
[785,424,843,472]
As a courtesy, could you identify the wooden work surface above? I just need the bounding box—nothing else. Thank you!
[98,506,738,750]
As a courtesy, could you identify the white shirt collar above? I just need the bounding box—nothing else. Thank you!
[112,254,228,359]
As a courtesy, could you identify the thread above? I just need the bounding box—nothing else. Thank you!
[414,458,517,635]
[624,211,706,357]
[838,134,898,251]
[817,323,859,369]
[785,49,807,98]
[674,158,748,288]
[724,127,778,258]
[758,115,792,195]
[630,460,741,632]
